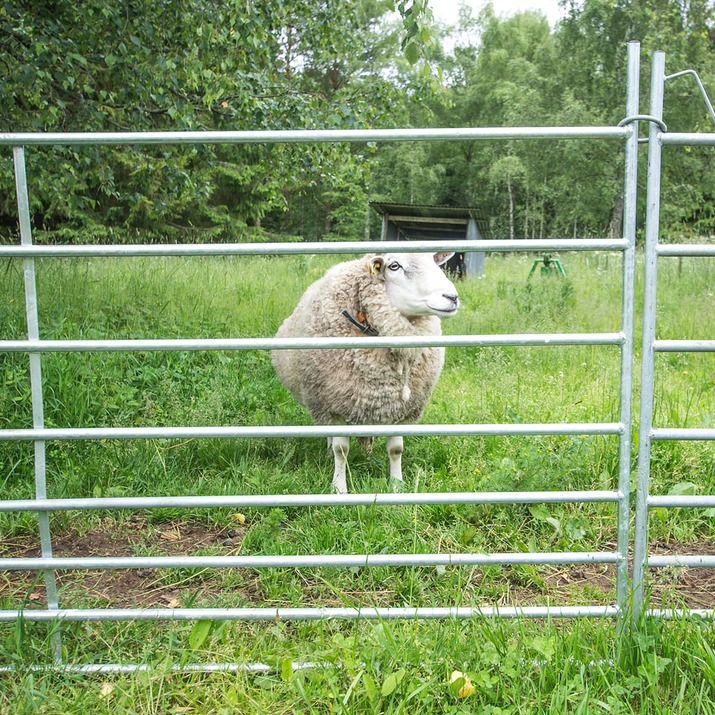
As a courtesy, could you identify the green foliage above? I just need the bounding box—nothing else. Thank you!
[371,0,714,239]
[1,0,713,243]
[0,0,412,241]
[557,0,715,239]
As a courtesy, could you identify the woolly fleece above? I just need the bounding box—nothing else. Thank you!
[271,255,445,427]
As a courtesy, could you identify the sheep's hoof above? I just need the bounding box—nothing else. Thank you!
[391,478,403,493]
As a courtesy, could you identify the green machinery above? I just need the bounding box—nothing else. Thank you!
[527,254,567,280]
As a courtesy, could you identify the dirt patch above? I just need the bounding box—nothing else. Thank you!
[0,516,260,609]
[490,541,715,610]
[648,540,715,610]
[2,524,714,611]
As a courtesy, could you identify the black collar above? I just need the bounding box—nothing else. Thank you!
[342,309,379,336]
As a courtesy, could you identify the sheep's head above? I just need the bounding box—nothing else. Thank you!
[367,252,460,318]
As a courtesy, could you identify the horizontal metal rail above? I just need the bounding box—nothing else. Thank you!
[653,339,715,352]
[0,332,625,354]
[0,605,620,624]
[648,495,715,508]
[1,654,619,673]
[0,422,624,442]
[0,490,621,513]
[0,551,620,572]
[0,238,629,258]
[647,609,715,620]
[645,608,715,621]
[651,428,715,441]
[0,661,329,674]
[0,126,631,147]
[656,243,715,257]
[648,555,715,568]
[659,132,715,146]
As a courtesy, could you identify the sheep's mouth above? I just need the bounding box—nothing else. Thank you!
[429,303,460,317]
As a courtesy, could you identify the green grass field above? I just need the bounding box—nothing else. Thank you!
[1,251,715,713]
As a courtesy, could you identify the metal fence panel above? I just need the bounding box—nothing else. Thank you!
[633,51,715,620]
[0,42,644,670]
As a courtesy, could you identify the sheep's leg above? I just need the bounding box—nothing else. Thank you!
[387,435,404,492]
[331,436,350,494]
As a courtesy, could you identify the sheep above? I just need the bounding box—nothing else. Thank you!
[271,252,460,494]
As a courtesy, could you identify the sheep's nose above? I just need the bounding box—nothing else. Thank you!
[443,293,459,306]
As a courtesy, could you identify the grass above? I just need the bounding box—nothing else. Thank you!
[1,250,715,712]
[4,617,715,713]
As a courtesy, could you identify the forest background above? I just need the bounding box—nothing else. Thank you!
[0,0,713,245]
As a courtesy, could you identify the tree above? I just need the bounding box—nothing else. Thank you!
[558,0,715,238]
[1,0,711,242]
[391,0,714,239]
[0,0,424,242]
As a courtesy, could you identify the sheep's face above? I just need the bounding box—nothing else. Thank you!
[368,252,460,318]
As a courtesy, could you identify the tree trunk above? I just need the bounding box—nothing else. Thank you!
[508,175,515,240]
[609,193,624,238]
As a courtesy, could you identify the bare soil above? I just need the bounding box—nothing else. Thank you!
[649,539,715,610]
[1,520,714,611]
[0,516,259,609]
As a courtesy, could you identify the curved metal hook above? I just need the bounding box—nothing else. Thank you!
[665,69,715,127]
[618,115,668,133]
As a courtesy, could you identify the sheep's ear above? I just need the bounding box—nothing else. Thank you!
[434,252,455,267]
[367,256,385,278]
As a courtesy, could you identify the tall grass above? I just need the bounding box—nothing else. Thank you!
[1,251,715,712]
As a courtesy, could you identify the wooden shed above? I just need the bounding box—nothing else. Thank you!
[370,202,490,278]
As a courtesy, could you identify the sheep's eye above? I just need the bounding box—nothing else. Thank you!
[387,262,402,272]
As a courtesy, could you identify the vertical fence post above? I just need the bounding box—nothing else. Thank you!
[632,51,667,622]
[616,40,640,626]
[13,146,63,662]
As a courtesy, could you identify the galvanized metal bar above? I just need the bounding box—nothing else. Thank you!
[656,244,715,257]
[633,51,667,621]
[0,422,625,442]
[648,555,715,568]
[651,428,715,441]
[664,69,715,125]
[648,495,715,508]
[1,551,620,571]
[13,146,62,662]
[0,126,631,147]
[0,237,629,258]
[0,490,621,513]
[647,609,715,620]
[659,133,715,146]
[653,340,715,352]
[0,332,626,354]
[648,52,715,633]
[615,40,640,621]
[0,653,622,674]
[0,605,620,624]
[0,662,328,674]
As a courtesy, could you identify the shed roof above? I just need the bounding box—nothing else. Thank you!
[369,202,490,239]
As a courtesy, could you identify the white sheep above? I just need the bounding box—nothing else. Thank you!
[271,252,460,493]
